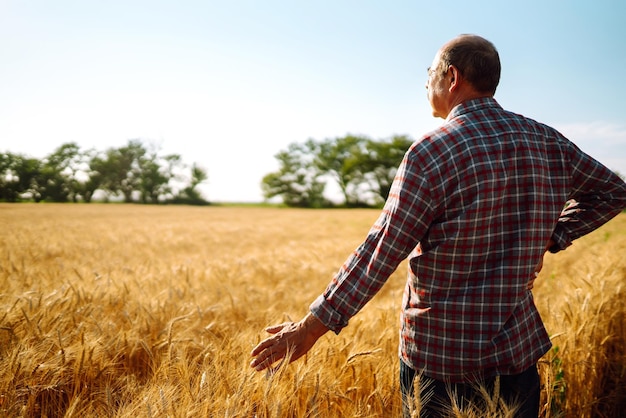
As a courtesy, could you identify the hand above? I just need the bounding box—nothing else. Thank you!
[560,199,583,222]
[250,313,329,372]
[528,239,554,290]
[527,271,539,290]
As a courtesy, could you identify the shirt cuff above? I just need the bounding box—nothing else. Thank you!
[309,294,349,335]
[549,224,572,253]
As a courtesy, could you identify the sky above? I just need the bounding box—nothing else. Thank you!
[1,1,625,202]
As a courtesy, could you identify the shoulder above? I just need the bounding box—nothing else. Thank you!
[408,114,478,164]
[402,122,469,184]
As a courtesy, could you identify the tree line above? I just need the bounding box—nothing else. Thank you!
[261,134,414,208]
[0,140,208,204]
[10,134,617,208]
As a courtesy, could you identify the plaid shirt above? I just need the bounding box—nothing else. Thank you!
[310,97,626,381]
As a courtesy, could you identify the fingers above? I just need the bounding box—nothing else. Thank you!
[527,271,539,290]
[530,249,546,291]
[250,314,326,373]
[250,346,284,371]
[249,323,293,371]
[250,336,275,357]
[250,336,290,371]
[249,323,289,358]
[265,322,290,334]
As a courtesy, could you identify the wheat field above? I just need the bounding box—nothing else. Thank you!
[0,204,624,417]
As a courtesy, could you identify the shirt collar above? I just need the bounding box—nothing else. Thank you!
[446,97,501,122]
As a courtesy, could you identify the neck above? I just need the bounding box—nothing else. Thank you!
[445,89,492,118]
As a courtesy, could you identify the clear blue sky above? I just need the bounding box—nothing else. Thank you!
[1,1,625,202]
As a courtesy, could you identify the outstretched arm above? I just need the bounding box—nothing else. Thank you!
[250,312,329,372]
[250,150,431,372]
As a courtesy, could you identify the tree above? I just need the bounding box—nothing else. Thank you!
[0,152,20,202]
[38,142,92,202]
[315,135,369,207]
[261,140,328,208]
[139,152,182,204]
[77,149,107,203]
[98,140,146,203]
[262,134,416,208]
[16,156,44,202]
[2,140,213,205]
[361,135,413,204]
[174,163,209,205]
[189,163,208,195]
[0,153,41,202]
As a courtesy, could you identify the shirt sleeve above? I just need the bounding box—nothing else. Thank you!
[310,148,435,333]
[549,141,626,253]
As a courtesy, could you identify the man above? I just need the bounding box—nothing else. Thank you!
[250,34,626,417]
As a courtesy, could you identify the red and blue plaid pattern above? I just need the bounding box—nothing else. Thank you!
[310,97,626,381]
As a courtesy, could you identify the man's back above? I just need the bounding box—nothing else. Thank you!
[398,96,626,381]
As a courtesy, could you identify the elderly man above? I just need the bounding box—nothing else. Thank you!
[250,34,626,417]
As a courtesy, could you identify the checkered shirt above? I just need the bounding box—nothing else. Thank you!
[310,97,626,381]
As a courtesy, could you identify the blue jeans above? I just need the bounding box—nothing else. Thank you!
[400,361,540,418]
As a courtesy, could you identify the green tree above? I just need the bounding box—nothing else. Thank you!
[361,135,413,204]
[315,135,368,207]
[189,163,208,196]
[98,140,146,203]
[138,152,182,204]
[174,163,209,205]
[0,152,20,202]
[28,143,77,202]
[2,140,214,205]
[262,134,415,208]
[76,149,107,203]
[261,140,328,207]
[0,153,41,202]
[39,142,93,202]
[16,156,44,202]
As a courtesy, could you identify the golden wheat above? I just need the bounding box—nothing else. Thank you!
[1,204,624,417]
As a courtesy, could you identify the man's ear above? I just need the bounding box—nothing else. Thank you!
[448,65,460,92]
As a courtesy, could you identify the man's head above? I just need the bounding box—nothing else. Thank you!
[426,34,501,119]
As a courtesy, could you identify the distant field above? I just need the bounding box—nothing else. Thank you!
[1,204,625,417]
